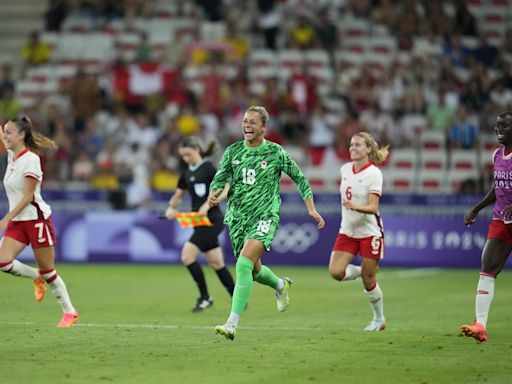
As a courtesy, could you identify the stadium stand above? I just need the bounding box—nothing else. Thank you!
[1,0,511,201]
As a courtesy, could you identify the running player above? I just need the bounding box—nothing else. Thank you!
[208,106,325,340]
[461,111,512,342]
[0,116,79,328]
[164,136,235,312]
[328,132,389,331]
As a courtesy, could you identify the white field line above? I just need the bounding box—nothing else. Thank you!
[0,321,403,332]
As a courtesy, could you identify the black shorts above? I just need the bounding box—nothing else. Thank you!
[189,214,224,252]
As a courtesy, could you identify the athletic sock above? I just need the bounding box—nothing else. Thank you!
[476,273,495,327]
[186,261,209,299]
[254,265,280,290]
[343,264,362,281]
[0,260,39,279]
[231,256,254,315]
[364,282,385,321]
[40,269,75,314]
[215,266,235,296]
[227,312,241,327]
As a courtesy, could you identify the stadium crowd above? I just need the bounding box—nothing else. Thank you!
[1,0,512,206]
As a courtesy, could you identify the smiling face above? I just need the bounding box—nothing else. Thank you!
[349,134,371,162]
[495,113,512,148]
[2,121,24,152]
[242,111,266,147]
[178,146,201,166]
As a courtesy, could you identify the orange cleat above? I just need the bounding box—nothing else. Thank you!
[57,311,80,328]
[33,277,46,302]
[461,321,488,342]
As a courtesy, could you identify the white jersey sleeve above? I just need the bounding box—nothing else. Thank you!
[339,162,384,238]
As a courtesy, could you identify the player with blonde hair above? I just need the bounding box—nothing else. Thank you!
[329,132,389,331]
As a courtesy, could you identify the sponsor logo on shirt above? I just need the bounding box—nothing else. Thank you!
[232,160,240,165]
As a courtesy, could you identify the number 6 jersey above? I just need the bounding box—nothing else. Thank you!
[339,162,384,238]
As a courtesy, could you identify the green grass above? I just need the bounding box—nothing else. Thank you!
[1,265,512,384]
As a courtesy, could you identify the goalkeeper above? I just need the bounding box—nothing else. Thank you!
[208,106,325,340]
[165,136,234,313]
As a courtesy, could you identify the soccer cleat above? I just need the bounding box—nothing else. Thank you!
[33,277,46,302]
[214,322,236,341]
[461,321,488,342]
[57,310,80,328]
[192,297,213,313]
[364,319,387,331]
[276,277,293,312]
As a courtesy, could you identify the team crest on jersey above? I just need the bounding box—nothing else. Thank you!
[194,183,207,197]
[261,161,267,169]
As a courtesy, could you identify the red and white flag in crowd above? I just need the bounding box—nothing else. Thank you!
[112,62,176,104]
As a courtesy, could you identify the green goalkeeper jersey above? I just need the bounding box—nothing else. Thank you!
[210,139,313,226]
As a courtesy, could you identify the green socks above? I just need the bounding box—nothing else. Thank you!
[254,265,280,290]
[232,256,254,314]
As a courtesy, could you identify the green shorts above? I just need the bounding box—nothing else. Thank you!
[228,215,279,259]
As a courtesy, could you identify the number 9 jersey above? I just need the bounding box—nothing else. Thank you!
[339,162,384,238]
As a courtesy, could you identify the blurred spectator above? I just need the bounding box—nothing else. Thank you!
[371,0,396,31]
[308,105,334,148]
[489,81,512,110]
[72,150,95,182]
[289,65,318,116]
[176,106,200,136]
[68,68,101,132]
[460,79,487,112]
[360,103,392,144]
[452,0,478,37]
[134,31,155,63]
[394,1,421,51]
[0,64,15,96]
[447,106,479,150]
[288,16,317,50]
[91,164,120,191]
[221,22,249,63]
[45,0,68,31]
[385,109,414,148]
[427,89,455,132]
[335,109,364,152]
[22,31,52,73]
[472,34,498,68]
[314,8,338,53]
[256,0,281,50]
[0,84,21,121]
[442,34,470,68]
[280,108,308,146]
[195,0,223,22]
[424,0,449,37]
[151,161,180,192]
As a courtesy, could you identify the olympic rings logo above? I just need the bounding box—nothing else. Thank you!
[272,223,319,253]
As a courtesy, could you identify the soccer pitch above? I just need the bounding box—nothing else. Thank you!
[1,264,511,384]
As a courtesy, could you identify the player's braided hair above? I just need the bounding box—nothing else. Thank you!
[354,132,389,164]
[10,116,56,154]
[179,136,217,158]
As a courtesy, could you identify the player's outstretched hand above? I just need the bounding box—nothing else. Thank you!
[309,210,325,229]
[463,210,477,226]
